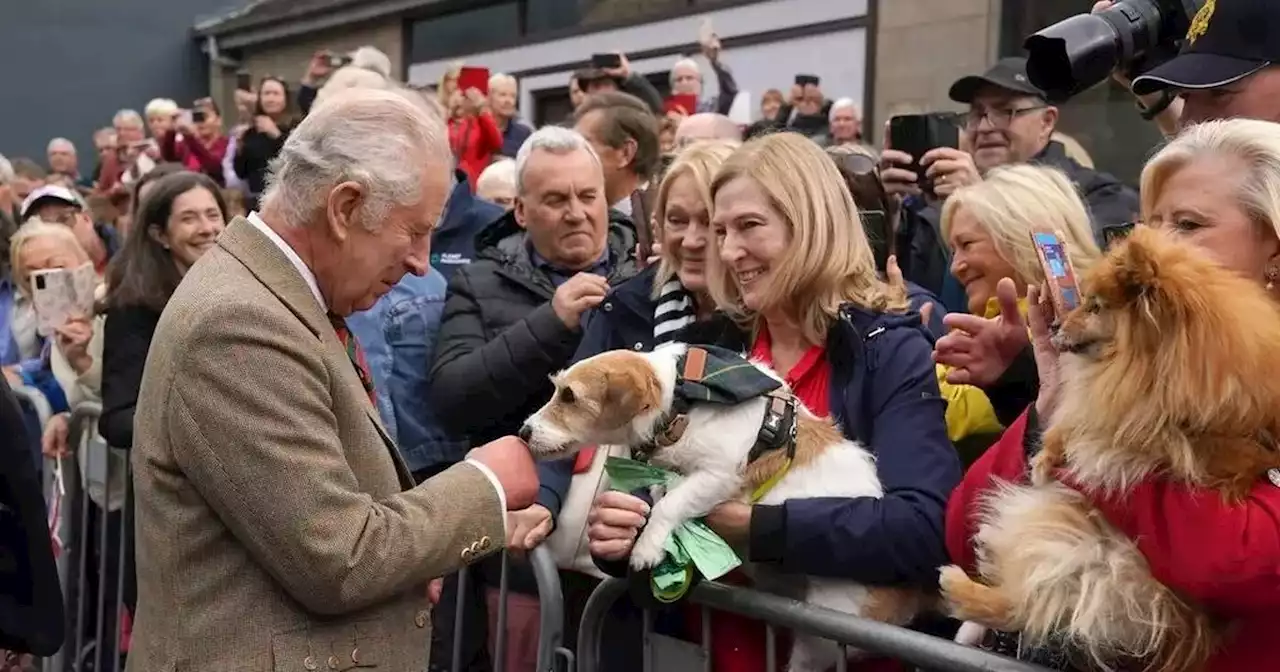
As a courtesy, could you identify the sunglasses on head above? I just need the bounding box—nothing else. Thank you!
[828,151,878,177]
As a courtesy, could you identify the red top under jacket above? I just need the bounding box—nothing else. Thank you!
[946,408,1280,671]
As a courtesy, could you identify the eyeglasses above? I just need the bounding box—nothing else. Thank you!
[964,105,1048,129]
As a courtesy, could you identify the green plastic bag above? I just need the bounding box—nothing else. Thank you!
[603,456,742,602]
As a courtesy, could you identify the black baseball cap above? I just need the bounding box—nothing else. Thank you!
[949,57,1047,103]
[1132,0,1276,95]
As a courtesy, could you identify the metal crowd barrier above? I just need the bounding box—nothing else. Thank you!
[38,401,128,672]
[446,545,574,672]
[576,578,1053,672]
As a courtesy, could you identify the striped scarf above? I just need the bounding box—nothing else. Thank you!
[653,279,696,345]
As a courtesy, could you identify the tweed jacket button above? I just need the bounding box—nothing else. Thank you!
[415,610,429,628]
[480,535,492,550]
[303,656,318,670]
[327,654,340,669]
[351,648,361,664]
[461,547,473,561]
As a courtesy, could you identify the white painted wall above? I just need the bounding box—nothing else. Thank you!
[408,0,869,122]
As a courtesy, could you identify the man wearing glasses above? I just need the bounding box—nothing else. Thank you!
[882,57,1138,309]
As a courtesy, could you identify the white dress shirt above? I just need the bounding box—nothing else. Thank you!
[245,212,509,519]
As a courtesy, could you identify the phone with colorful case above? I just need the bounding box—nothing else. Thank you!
[1029,230,1081,320]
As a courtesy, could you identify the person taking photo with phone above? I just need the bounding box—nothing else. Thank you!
[881,57,1139,311]
[233,76,295,210]
[159,99,228,186]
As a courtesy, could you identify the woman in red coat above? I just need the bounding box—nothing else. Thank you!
[448,86,503,187]
[946,119,1280,670]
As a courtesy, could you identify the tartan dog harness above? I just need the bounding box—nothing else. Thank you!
[635,346,800,501]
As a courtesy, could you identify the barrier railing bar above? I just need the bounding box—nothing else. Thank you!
[527,546,565,672]
[765,624,777,672]
[450,565,468,672]
[640,605,652,672]
[686,581,1053,672]
[575,577,628,672]
[699,606,711,672]
[494,551,509,671]
[112,475,130,672]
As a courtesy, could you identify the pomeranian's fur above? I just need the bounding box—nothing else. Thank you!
[940,227,1280,672]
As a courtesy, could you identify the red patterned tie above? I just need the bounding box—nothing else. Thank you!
[329,313,376,405]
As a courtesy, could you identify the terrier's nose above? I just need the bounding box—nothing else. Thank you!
[517,424,533,443]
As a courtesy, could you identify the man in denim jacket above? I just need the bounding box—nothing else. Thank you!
[347,267,468,482]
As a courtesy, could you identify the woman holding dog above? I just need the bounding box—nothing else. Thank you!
[586,132,961,671]
[946,118,1280,670]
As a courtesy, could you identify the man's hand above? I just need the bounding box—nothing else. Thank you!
[602,52,632,80]
[935,278,1029,387]
[700,32,722,62]
[42,412,71,458]
[467,436,539,511]
[304,50,334,86]
[506,504,553,554]
[551,273,609,330]
[586,491,649,561]
[922,147,982,199]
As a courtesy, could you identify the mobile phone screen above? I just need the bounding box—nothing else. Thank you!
[1031,231,1081,314]
[888,113,960,195]
[591,53,622,70]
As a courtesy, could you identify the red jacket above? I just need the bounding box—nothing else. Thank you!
[448,112,503,188]
[160,131,229,185]
[946,409,1280,671]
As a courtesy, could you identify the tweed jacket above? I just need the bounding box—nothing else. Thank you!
[127,218,506,672]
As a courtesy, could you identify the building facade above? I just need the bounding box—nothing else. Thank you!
[190,0,1151,184]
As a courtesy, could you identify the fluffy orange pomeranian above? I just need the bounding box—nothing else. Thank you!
[939,226,1280,672]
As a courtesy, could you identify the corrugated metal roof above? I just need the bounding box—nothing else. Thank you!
[194,0,375,36]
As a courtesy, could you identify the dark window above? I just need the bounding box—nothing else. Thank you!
[525,0,584,34]
[999,0,1163,187]
[407,3,521,63]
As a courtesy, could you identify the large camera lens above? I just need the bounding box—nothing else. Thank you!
[1024,0,1163,101]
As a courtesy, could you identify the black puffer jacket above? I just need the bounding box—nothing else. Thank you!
[429,211,640,445]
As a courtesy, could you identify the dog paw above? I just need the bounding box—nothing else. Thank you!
[629,533,668,571]
[1029,450,1060,486]
[938,565,968,599]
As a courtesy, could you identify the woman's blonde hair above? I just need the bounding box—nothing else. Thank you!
[942,164,1101,288]
[707,133,908,345]
[1141,118,1280,242]
[10,220,89,296]
[438,61,464,108]
[651,140,739,297]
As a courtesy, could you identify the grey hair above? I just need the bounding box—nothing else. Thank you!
[488,72,517,91]
[514,126,601,196]
[477,158,516,194]
[261,87,451,230]
[145,98,179,118]
[829,97,860,123]
[0,154,12,185]
[350,46,392,78]
[670,58,702,85]
[47,137,75,154]
[114,109,144,129]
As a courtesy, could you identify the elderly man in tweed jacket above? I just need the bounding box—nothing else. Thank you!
[126,88,540,672]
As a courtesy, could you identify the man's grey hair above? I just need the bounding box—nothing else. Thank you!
[114,109,144,129]
[47,137,76,154]
[261,87,451,229]
[670,58,702,85]
[829,97,860,122]
[350,46,392,78]
[488,72,517,91]
[514,126,601,196]
[0,154,13,185]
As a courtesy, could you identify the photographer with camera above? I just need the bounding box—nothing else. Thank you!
[881,57,1139,308]
[1037,0,1280,134]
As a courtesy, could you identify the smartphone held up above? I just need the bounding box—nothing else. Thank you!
[1029,229,1082,321]
[31,263,98,336]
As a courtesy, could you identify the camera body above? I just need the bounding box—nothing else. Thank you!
[1024,0,1203,101]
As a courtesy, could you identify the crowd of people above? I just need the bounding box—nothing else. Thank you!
[5,0,1280,670]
